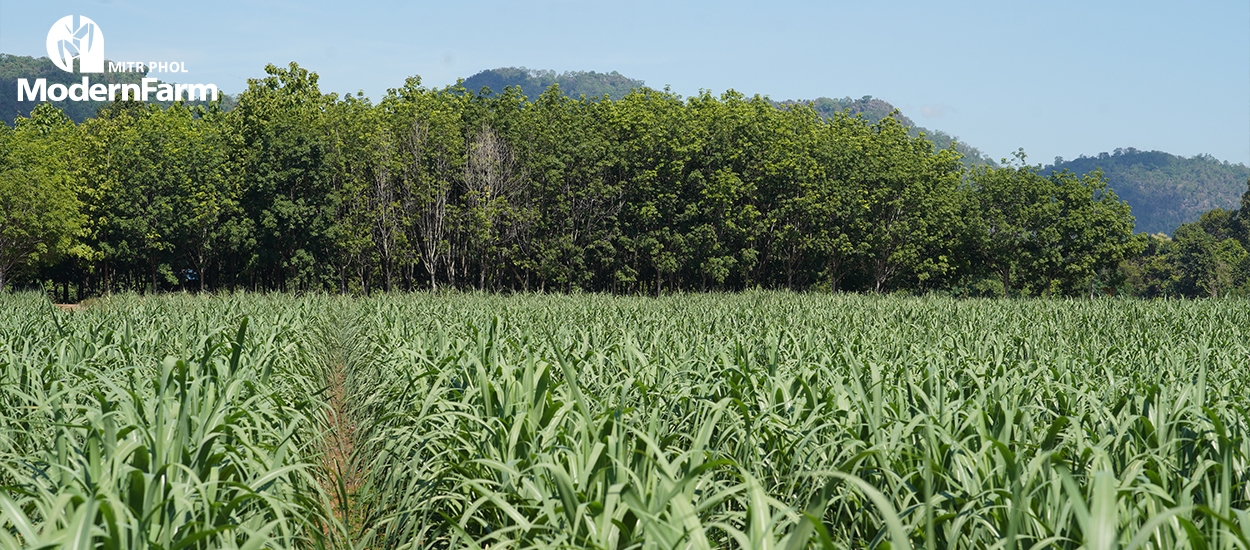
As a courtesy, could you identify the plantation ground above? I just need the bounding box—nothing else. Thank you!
[2,292,1249,549]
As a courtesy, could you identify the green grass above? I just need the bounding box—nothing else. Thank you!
[0,293,336,549]
[3,292,1249,549]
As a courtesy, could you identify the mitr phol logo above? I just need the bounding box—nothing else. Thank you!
[47,15,104,73]
[19,15,219,103]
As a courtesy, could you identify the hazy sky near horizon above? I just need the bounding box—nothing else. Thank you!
[3,0,1248,166]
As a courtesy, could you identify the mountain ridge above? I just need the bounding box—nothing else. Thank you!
[1044,148,1250,235]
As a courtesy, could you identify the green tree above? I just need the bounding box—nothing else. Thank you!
[1120,233,1177,298]
[772,108,867,291]
[670,91,764,290]
[324,93,390,292]
[1034,169,1143,296]
[379,77,472,290]
[852,115,964,292]
[1230,180,1250,247]
[1169,221,1248,297]
[0,104,86,290]
[233,62,338,290]
[608,87,695,294]
[967,152,1053,297]
[520,84,618,292]
[178,104,243,291]
[78,101,237,292]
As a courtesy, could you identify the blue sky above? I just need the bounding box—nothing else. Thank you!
[3,0,1248,166]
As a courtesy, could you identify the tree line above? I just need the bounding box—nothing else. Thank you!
[2,61,1202,299]
[1121,199,1250,298]
[465,66,999,168]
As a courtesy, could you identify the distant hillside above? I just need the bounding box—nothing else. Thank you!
[783,96,996,167]
[463,67,645,100]
[0,54,232,124]
[1044,148,1250,235]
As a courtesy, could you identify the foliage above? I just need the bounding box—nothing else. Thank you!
[1121,181,1250,298]
[7,291,1250,548]
[4,64,1142,298]
[0,293,336,548]
[465,68,997,167]
[0,104,87,290]
[782,96,997,167]
[1045,148,1250,235]
[77,101,236,293]
[354,292,1246,550]
[232,62,340,291]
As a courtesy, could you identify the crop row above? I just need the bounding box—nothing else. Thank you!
[0,294,336,548]
[3,292,1249,549]
[346,293,1250,549]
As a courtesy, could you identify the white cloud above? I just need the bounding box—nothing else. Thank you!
[921,104,956,118]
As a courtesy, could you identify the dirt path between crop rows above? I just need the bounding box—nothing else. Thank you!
[322,358,364,542]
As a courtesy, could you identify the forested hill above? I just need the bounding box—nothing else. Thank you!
[1044,149,1250,235]
[0,54,232,124]
[462,67,646,100]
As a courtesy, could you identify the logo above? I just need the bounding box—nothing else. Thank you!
[20,15,219,103]
[46,15,104,73]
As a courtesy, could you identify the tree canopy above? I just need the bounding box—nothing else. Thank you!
[0,104,87,289]
[2,62,1149,299]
